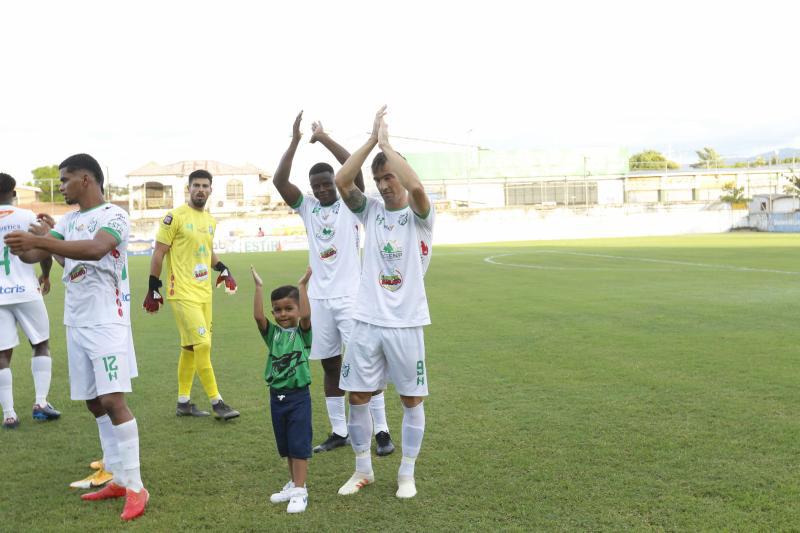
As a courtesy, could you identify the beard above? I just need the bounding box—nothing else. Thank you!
[190,195,207,208]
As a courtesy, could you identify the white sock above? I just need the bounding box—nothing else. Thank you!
[178,395,190,404]
[347,403,373,474]
[210,395,222,405]
[399,403,425,478]
[114,418,143,492]
[31,355,52,407]
[0,368,16,420]
[326,396,348,437]
[96,414,122,484]
[369,392,389,434]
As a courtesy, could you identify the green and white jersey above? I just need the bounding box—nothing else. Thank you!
[51,203,130,327]
[293,195,361,299]
[261,321,312,391]
[0,206,43,305]
[351,198,434,328]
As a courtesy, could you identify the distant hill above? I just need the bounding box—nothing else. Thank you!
[726,147,800,165]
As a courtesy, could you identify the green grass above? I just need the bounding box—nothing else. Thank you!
[2,232,799,531]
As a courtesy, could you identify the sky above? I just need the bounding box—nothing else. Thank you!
[1,0,798,187]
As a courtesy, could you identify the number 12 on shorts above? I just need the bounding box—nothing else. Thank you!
[102,355,119,381]
[416,360,425,386]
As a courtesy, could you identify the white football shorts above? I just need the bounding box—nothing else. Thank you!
[66,324,136,400]
[0,300,50,351]
[309,296,356,360]
[339,320,428,397]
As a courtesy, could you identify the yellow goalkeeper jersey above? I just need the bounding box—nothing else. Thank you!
[156,204,216,303]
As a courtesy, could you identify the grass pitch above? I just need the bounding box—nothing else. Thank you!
[2,232,799,531]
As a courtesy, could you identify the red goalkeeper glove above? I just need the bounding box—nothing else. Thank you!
[214,262,237,294]
[142,275,164,313]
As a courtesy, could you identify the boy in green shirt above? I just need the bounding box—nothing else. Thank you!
[251,265,313,514]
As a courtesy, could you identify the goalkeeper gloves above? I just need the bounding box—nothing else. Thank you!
[142,275,164,313]
[213,261,237,294]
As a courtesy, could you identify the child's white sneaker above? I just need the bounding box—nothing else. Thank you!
[396,476,417,499]
[287,487,308,513]
[337,471,374,495]
[270,480,295,503]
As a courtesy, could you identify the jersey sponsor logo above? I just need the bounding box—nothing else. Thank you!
[195,244,209,257]
[378,269,403,292]
[376,213,394,231]
[319,245,338,262]
[163,214,173,225]
[270,350,304,378]
[193,264,209,282]
[0,284,26,294]
[68,264,88,283]
[420,240,429,257]
[315,225,335,241]
[380,240,403,261]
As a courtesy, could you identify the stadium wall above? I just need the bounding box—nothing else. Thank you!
[745,212,800,233]
[126,204,750,254]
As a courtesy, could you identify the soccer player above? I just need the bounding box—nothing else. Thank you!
[272,111,394,455]
[142,169,239,420]
[4,153,149,520]
[252,265,313,513]
[0,173,59,429]
[334,107,434,499]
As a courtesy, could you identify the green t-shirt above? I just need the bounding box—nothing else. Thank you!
[261,321,312,391]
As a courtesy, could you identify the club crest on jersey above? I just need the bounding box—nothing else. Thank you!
[68,264,88,283]
[198,326,206,336]
[163,214,173,225]
[316,225,335,241]
[380,240,403,261]
[320,245,338,262]
[398,212,409,226]
[88,218,98,233]
[378,269,403,292]
[193,264,209,281]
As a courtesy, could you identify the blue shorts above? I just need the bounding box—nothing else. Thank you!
[269,386,312,459]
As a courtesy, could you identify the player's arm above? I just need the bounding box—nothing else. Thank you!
[310,121,365,193]
[272,110,304,208]
[250,266,268,332]
[211,249,237,294]
[5,230,118,262]
[297,267,312,331]
[38,255,52,295]
[143,242,170,313]
[378,115,431,217]
[335,105,387,212]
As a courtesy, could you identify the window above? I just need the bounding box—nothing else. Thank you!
[505,181,597,206]
[144,182,173,209]
[227,179,243,201]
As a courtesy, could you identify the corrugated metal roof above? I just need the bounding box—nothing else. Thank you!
[127,160,271,179]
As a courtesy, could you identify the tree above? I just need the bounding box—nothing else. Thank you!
[782,168,800,196]
[690,147,725,169]
[629,150,679,171]
[719,182,746,204]
[28,165,63,203]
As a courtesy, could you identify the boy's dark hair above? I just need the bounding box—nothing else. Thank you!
[308,162,334,177]
[370,151,406,175]
[188,169,213,184]
[0,173,15,195]
[59,154,104,193]
[271,285,299,303]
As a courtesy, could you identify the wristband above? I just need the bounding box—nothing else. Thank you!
[213,261,228,273]
[148,275,162,292]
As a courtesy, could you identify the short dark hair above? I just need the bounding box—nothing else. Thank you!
[271,285,299,303]
[0,173,15,195]
[188,169,213,184]
[308,162,334,177]
[59,154,104,192]
[370,151,405,175]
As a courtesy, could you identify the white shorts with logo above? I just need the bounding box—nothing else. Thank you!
[0,300,50,351]
[66,324,137,400]
[339,320,428,397]
[309,296,356,360]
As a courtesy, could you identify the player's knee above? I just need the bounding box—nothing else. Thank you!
[192,340,213,369]
[31,340,49,356]
[400,396,423,408]
[0,350,11,368]
[321,356,342,376]
[349,391,371,405]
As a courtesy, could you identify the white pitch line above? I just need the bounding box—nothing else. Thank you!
[483,251,800,275]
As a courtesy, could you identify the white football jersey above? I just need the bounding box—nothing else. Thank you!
[294,195,361,299]
[52,203,131,327]
[351,198,434,328]
[0,206,43,305]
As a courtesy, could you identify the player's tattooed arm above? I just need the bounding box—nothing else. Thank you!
[335,105,386,212]
[311,120,365,192]
[272,110,304,208]
[297,267,312,331]
[250,266,268,332]
[378,114,431,218]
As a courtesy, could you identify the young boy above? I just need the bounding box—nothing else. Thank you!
[251,265,313,514]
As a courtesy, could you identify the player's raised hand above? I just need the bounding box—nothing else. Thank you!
[142,275,164,314]
[378,115,391,149]
[38,274,50,296]
[292,110,304,143]
[310,120,325,144]
[36,213,56,229]
[214,261,237,294]
[250,265,263,287]
[370,105,387,140]
[297,266,312,286]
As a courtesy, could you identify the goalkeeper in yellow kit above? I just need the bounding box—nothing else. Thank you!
[142,169,239,420]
